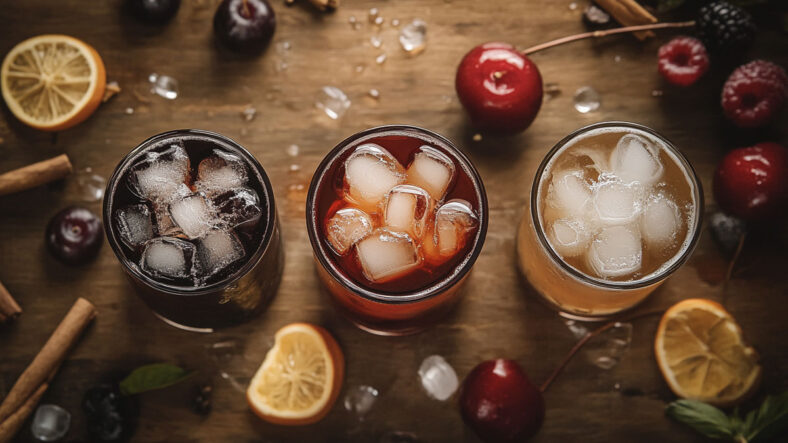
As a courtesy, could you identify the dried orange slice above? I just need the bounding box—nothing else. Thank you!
[1,35,106,131]
[247,323,344,425]
[655,299,761,407]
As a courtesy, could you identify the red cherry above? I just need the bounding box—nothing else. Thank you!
[455,43,543,134]
[459,359,544,443]
[713,142,788,221]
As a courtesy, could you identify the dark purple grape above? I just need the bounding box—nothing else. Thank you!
[213,0,276,54]
[45,207,103,265]
[82,385,138,443]
[126,0,181,23]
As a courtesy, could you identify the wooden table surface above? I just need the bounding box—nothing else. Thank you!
[1,0,787,442]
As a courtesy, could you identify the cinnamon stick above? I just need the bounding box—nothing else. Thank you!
[0,154,73,197]
[595,0,657,40]
[0,280,21,323]
[0,383,48,443]
[0,297,96,440]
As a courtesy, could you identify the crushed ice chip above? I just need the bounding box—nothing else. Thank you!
[141,237,196,281]
[344,143,405,212]
[355,228,421,282]
[129,143,190,201]
[197,149,248,194]
[326,207,373,255]
[640,196,681,247]
[547,170,591,218]
[434,199,478,257]
[610,134,663,187]
[548,218,591,258]
[406,146,455,201]
[587,225,642,278]
[384,185,431,239]
[593,180,641,225]
[114,204,155,249]
[169,193,217,238]
[196,230,245,278]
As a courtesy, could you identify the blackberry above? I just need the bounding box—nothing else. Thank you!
[696,1,756,55]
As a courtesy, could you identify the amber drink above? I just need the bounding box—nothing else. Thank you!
[517,122,702,320]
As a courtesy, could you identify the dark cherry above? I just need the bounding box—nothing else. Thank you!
[213,0,276,54]
[125,0,181,24]
[459,359,544,443]
[455,42,543,134]
[45,206,103,265]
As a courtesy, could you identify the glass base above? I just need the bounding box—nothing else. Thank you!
[154,312,215,333]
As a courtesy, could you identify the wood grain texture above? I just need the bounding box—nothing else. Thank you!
[0,1,786,442]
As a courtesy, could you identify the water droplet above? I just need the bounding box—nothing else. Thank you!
[614,55,622,63]
[289,183,305,192]
[148,73,179,100]
[399,19,427,55]
[585,322,633,370]
[651,89,664,97]
[124,107,134,115]
[31,404,70,442]
[368,89,380,99]
[344,385,379,419]
[368,8,379,23]
[241,106,257,122]
[370,35,383,48]
[374,16,384,26]
[315,86,351,119]
[418,355,459,401]
[472,134,482,142]
[569,2,578,10]
[563,318,589,339]
[275,61,288,72]
[391,19,400,27]
[573,86,600,113]
[354,64,366,74]
[349,15,361,30]
[275,40,292,55]
[544,82,562,101]
[288,164,301,173]
[375,53,388,65]
[286,144,300,157]
[74,168,106,202]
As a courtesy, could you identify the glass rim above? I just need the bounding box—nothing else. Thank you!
[530,121,704,290]
[306,125,489,305]
[102,129,278,296]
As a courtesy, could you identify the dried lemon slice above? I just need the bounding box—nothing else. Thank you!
[247,323,344,425]
[1,35,106,131]
[655,298,761,407]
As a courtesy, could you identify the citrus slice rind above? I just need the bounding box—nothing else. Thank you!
[1,35,105,131]
[655,299,761,407]
[246,323,344,425]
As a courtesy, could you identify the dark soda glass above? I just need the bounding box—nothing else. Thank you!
[307,126,488,335]
[104,129,283,332]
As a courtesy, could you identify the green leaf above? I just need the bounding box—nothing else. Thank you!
[119,363,193,396]
[657,0,685,12]
[744,392,788,442]
[666,400,735,440]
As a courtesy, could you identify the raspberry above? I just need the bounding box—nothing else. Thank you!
[696,1,756,55]
[721,60,788,128]
[657,37,710,87]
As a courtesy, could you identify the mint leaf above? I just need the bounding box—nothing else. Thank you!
[119,363,193,396]
[666,400,735,440]
[744,392,788,442]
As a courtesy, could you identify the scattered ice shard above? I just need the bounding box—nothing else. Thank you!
[587,225,642,278]
[610,134,663,187]
[418,355,459,401]
[344,143,405,212]
[548,218,591,258]
[169,193,217,239]
[212,187,263,231]
[356,228,420,282]
[31,404,70,442]
[74,167,106,202]
[640,196,681,248]
[326,207,373,255]
[592,181,641,225]
[196,230,245,279]
[384,185,431,239]
[343,384,379,420]
[399,19,427,55]
[114,204,156,249]
[406,146,455,201]
[129,143,190,202]
[585,322,633,369]
[573,86,600,113]
[140,237,196,281]
[434,199,478,257]
[197,149,248,194]
[547,170,591,218]
[316,86,351,120]
[149,73,179,100]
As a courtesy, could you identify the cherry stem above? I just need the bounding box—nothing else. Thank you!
[241,0,251,18]
[522,21,696,55]
[539,308,665,393]
[722,231,747,305]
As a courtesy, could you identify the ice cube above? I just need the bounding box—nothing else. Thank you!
[169,193,217,239]
[406,146,455,201]
[640,196,681,247]
[31,404,70,442]
[212,188,263,231]
[355,228,421,282]
[587,225,642,278]
[326,207,373,255]
[343,384,379,419]
[585,322,633,370]
[129,143,190,201]
[197,149,248,195]
[434,199,478,257]
[114,204,156,249]
[140,237,196,281]
[547,170,591,218]
[610,134,663,187]
[418,355,459,401]
[548,218,591,258]
[196,230,245,278]
[383,185,431,239]
[344,144,405,212]
[592,180,641,225]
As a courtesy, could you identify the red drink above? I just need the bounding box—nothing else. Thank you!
[307,126,488,335]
